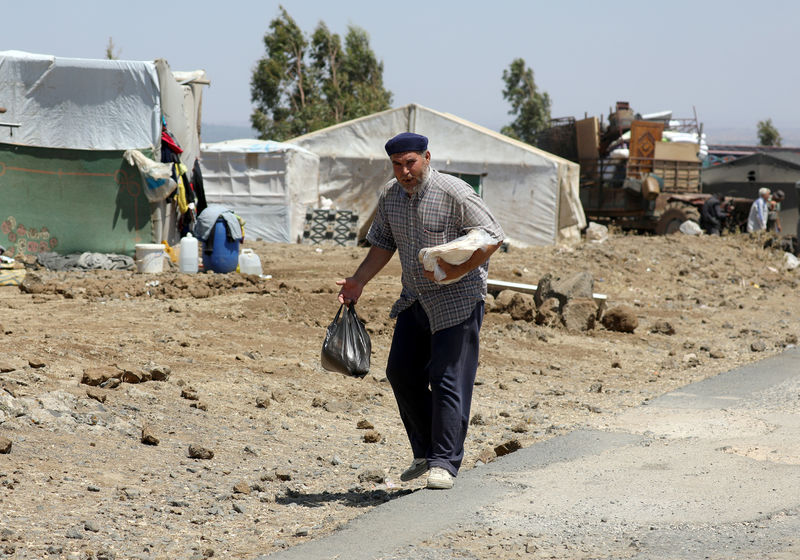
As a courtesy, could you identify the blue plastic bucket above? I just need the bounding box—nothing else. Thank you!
[203,218,240,273]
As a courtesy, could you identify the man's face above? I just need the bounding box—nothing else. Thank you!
[762,191,771,200]
[390,150,430,193]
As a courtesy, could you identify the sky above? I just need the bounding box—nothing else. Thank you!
[3,1,799,144]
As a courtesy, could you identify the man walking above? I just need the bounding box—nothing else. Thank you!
[336,132,504,489]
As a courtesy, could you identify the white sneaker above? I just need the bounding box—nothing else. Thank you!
[426,467,455,489]
[400,458,428,482]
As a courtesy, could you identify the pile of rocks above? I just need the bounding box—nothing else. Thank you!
[488,271,638,333]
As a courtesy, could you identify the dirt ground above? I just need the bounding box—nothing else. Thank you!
[0,231,798,559]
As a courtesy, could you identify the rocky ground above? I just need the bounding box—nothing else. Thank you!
[0,231,798,559]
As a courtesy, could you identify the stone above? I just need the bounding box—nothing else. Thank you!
[507,292,535,322]
[65,526,84,539]
[84,520,100,532]
[148,365,171,381]
[27,358,46,369]
[751,340,767,352]
[363,430,381,443]
[232,501,246,514]
[0,363,15,373]
[322,400,349,413]
[356,419,374,430]
[709,349,725,359]
[0,436,11,454]
[233,481,251,494]
[141,425,159,446]
[271,389,288,403]
[119,366,145,384]
[492,289,516,313]
[181,388,199,401]
[470,413,485,426]
[19,273,47,294]
[357,469,385,483]
[86,388,107,403]
[256,397,270,409]
[81,367,118,386]
[651,320,676,335]
[511,422,529,433]
[534,271,594,309]
[484,293,496,312]
[274,470,292,481]
[601,305,638,333]
[785,334,798,345]
[494,439,522,457]
[535,297,561,327]
[100,377,121,389]
[188,445,214,460]
[476,448,496,464]
[561,298,597,331]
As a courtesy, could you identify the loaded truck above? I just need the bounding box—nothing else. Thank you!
[538,102,752,234]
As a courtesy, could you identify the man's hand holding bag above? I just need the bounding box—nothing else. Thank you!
[320,303,371,378]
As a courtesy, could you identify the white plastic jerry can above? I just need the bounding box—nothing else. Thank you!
[238,248,262,275]
[179,233,199,274]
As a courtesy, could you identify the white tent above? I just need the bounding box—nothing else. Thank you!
[289,103,585,246]
[199,139,320,243]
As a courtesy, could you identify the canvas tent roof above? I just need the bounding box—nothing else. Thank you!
[0,50,207,169]
[289,104,585,247]
[199,139,320,243]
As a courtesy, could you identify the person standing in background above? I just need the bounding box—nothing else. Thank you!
[747,187,771,233]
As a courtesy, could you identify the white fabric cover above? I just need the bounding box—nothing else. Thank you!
[199,140,320,243]
[289,104,585,247]
[155,58,206,169]
[0,50,160,150]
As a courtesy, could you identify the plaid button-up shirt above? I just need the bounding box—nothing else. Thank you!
[367,169,505,332]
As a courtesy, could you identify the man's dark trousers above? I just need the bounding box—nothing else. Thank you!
[386,300,484,477]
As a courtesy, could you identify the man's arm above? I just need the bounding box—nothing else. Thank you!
[423,242,503,283]
[336,246,395,304]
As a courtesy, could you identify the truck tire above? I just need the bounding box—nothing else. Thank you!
[655,202,701,235]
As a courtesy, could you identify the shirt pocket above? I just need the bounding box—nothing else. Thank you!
[420,228,447,249]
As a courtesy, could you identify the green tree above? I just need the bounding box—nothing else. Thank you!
[757,118,782,147]
[105,37,120,60]
[251,7,391,141]
[500,58,551,145]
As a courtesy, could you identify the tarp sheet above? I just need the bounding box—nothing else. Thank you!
[200,140,320,243]
[0,50,160,150]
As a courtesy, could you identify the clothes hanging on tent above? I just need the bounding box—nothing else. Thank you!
[161,119,198,235]
[191,158,207,215]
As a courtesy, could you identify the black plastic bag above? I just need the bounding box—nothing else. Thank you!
[321,303,371,378]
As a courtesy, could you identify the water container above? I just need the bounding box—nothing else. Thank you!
[179,233,199,274]
[134,244,166,273]
[203,218,240,273]
[238,248,262,275]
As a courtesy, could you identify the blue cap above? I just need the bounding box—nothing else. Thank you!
[384,132,428,156]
